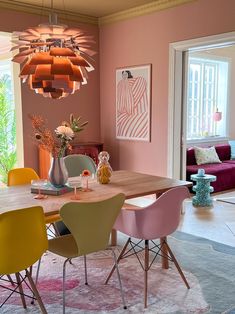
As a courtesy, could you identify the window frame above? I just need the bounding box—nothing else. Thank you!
[186,52,230,144]
[0,31,24,168]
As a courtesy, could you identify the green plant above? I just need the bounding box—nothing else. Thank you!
[0,74,17,184]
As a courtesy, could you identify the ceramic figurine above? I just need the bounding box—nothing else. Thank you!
[96,151,112,184]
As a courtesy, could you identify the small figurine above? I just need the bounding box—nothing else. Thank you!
[96,151,112,184]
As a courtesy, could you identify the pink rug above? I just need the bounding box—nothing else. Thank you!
[1,247,209,313]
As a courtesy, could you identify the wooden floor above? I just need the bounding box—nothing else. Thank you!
[125,189,235,247]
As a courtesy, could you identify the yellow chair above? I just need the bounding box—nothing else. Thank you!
[0,206,48,312]
[7,167,40,186]
[7,167,61,235]
[48,193,126,313]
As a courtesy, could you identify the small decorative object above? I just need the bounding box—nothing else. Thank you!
[116,64,151,142]
[97,151,112,184]
[31,179,48,199]
[81,169,92,191]
[48,157,68,188]
[29,113,88,187]
[197,168,205,177]
[67,177,81,200]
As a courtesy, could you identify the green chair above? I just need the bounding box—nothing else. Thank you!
[64,154,96,178]
[0,206,48,312]
[56,154,97,236]
[48,193,126,313]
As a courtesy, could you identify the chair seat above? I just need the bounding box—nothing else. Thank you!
[49,234,78,258]
[45,213,61,224]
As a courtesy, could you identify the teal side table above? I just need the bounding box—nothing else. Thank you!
[190,174,217,207]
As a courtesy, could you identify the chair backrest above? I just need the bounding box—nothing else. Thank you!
[64,154,97,178]
[0,206,48,275]
[8,167,39,186]
[114,186,190,240]
[60,193,125,256]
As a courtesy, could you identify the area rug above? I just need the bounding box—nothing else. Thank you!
[226,222,235,236]
[215,197,235,205]
[1,232,235,313]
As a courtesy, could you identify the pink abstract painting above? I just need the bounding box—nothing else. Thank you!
[116,64,151,141]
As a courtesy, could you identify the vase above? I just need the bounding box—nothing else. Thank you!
[48,157,68,187]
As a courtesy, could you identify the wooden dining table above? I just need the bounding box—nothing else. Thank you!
[0,170,192,268]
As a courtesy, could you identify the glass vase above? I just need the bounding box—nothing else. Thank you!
[48,157,68,187]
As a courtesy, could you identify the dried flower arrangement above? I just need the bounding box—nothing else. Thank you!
[29,113,88,158]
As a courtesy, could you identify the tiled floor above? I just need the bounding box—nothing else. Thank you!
[125,189,235,247]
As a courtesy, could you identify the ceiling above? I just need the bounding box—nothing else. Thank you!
[5,0,158,18]
[0,0,197,25]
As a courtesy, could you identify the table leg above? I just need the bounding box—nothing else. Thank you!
[111,229,117,246]
[160,237,169,269]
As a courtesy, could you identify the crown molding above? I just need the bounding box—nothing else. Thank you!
[99,0,196,26]
[0,0,98,25]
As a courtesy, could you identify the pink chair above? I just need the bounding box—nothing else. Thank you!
[105,186,190,308]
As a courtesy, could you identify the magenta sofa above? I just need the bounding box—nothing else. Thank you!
[186,144,235,193]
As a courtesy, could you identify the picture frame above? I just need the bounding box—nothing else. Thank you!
[116,64,151,142]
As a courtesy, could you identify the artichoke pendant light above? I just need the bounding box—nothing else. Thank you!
[11,3,95,99]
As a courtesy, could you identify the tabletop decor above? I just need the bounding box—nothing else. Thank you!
[67,177,81,200]
[81,169,92,191]
[29,113,88,187]
[97,151,112,184]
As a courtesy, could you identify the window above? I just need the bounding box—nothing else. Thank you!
[186,55,229,141]
[0,32,23,184]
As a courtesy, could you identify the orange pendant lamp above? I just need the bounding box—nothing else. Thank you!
[11,11,95,99]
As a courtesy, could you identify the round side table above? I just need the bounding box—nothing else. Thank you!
[190,174,217,207]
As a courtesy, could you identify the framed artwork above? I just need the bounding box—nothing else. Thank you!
[116,64,151,142]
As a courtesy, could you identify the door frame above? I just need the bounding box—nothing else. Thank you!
[167,31,235,179]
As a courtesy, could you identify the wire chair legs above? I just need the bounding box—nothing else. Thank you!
[105,236,190,308]
[0,270,47,313]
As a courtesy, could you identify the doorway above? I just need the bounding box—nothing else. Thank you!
[168,31,235,180]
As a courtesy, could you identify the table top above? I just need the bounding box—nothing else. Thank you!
[0,170,192,216]
[190,174,217,181]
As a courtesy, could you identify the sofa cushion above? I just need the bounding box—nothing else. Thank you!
[224,160,235,164]
[194,146,221,165]
[228,140,235,160]
[187,148,197,165]
[215,144,231,161]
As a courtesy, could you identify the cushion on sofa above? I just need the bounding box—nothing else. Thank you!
[194,146,221,165]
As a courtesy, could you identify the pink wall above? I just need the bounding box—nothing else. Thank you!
[99,0,235,175]
[0,9,100,172]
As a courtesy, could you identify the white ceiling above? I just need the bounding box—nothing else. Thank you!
[9,0,156,18]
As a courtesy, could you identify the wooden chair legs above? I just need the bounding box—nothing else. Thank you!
[6,275,15,286]
[144,240,149,308]
[105,237,189,309]
[26,269,47,313]
[0,270,47,313]
[165,242,190,289]
[15,272,27,308]
[105,237,131,285]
